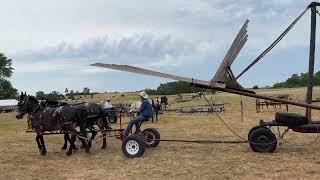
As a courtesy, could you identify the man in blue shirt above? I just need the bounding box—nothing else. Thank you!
[123,91,153,136]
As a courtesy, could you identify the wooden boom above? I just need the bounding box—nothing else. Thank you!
[91,63,320,110]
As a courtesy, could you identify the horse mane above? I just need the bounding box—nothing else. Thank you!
[28,95,39,104]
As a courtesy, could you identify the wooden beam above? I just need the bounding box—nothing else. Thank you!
[91,63,225,88]
[92,62,320,111]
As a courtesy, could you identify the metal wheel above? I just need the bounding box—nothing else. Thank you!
[122,135,145,158]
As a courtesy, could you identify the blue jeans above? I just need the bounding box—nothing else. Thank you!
[124,115,146,136]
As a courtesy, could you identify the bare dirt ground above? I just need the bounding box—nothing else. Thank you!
[1,88,320,179]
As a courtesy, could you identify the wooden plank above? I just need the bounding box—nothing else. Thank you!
[212,19,249,83]
[91,63,225,88]
[228,35,248,66]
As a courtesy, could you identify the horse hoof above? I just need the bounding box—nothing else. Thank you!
[66,150,72,156]
[61,145,67,150]
[88,142,92,148]
[41,148,47,156]
[85,148,90,153]
[72,146,78,151]
[101,145,106,149]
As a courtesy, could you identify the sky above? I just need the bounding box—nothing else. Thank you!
[1,0,320,95]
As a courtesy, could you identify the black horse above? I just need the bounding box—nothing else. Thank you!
[16,92,89,156]
[60,102,111,150]
[39,99,111,150]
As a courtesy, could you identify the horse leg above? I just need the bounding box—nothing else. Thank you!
[35,135,42,151]
[151,112,154,123]
[101,131,107,149]
[39,135,47,156]
[61,133,68,150]
[89,130,97,148]
[77,113,90,153]
[156,110,159,122]
[70,135,78,150]
[79,137,90,153]
[64,133,78,151]
[73,129,89,153]
[66,133,75,156]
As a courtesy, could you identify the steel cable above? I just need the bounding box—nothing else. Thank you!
[236,7,310,79]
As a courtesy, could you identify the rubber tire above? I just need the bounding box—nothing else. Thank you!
[122,135,146,158]
[249,127,277,153]
[275,112,308,126]
[248,126,262,141]
[142,128,160,147]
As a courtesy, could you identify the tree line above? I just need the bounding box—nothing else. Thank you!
[144,81,209,95]
[272,71,320,88]
[36,87,96,101]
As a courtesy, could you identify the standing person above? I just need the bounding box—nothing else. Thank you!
[101,98,113,129]
[102,98,113,109]
[123,91,153,137]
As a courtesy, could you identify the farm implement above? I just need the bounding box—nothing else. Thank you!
[92,2,320,153]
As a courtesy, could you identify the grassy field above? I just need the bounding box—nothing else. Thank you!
[1,88,320,179]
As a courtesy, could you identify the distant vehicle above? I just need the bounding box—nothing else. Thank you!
[0,99,18,113]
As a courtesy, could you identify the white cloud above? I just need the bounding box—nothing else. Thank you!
[2,0,319,93]
[12,32,214,73]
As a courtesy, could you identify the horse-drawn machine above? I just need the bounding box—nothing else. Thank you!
[92,2,320,154]
[18,95,160,158]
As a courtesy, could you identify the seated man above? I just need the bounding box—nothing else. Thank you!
[123,91,153,136]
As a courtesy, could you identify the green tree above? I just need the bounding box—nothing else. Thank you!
[0,78,17,99]
[252,85,259,89]
[0,53,17,99]
[83,87,90,97]
[68,90,75,100]
[272,71,320,88]
[0,53,14,78]
[144,81,207,95]
[47,91,64,100]
[35,91,46,99]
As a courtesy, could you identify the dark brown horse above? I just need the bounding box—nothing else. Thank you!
[16,92,89,156]
[61,102,110,150]
[41,99,110,150]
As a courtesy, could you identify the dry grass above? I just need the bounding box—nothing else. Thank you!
[1,88,320,179]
